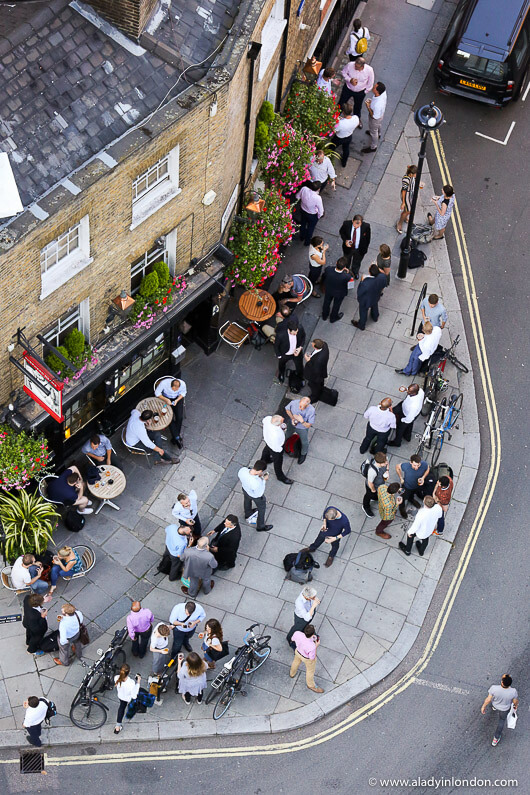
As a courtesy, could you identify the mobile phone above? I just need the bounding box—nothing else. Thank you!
[314,635,320,642]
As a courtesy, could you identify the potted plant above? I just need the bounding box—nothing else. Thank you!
[129,262,188,330]
[284,80,340,140]
[0,425,52,492]
[0,490,58,563]
[258,116,315,194]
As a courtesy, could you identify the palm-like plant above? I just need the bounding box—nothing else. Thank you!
[0,490,59,562]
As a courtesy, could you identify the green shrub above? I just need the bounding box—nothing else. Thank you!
[254,120,270,154]
[45,346,69,374]
[152,260,170,287]
[64,328,86,360]
[258,101,275,126]
[139,271,159,298]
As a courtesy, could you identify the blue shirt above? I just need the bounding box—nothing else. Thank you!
[82,434,112,458]
[155,378,187,402]
[169,602,206,632]
[401,461,428,489]
[286,399,316,426]
[420,298,448,327]
[324,506,351,538]
[165,524,189,557]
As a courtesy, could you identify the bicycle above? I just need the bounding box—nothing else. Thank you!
[204,623,271,720]
[416,397,446,458]
[421,335,469,415]
[69,627,128,729]
[430,392,463,466]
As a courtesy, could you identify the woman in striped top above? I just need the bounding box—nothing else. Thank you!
[396,165,418,233]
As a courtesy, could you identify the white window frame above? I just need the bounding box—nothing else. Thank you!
[130,243,169,295]
[266,65,280,107]
[258,0,287,81]
[42,298,90,350]
[39,215,92,300]
[130,144,181,230]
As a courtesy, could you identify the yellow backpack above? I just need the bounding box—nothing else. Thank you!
[353,29,368,54]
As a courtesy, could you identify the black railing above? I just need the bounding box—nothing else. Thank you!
[314,0,361,66]
[411,283,428,337]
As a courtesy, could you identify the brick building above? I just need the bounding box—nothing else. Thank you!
[0,0,358,462]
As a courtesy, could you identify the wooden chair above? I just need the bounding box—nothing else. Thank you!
[219,321,249,361]
[1,566,31,605]
[121,427,154,469]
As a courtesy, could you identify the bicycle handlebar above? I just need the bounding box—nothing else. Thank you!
[246,623,259,632]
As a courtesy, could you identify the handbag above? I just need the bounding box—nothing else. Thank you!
[206,640,229,662]
[506,706,518,729]
[75,611,90,645]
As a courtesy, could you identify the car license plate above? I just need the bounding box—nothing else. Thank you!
[459,79,486,90]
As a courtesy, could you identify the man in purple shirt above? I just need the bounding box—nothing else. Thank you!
[289,624,323,693]
[127,601,154,659]
[296,181,324,246]
[339,57,375,127]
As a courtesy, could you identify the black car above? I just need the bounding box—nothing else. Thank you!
[434,0,530,107]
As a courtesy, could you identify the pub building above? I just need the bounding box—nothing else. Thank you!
[8,249,231,467]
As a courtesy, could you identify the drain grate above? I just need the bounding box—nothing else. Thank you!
[20,749,45,774]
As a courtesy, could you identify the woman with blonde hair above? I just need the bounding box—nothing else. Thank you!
[113,664,141,734]
[177,651,207,703]
[49,546,83,593]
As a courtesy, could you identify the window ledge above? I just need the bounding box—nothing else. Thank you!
[40,255,93,300]
[130,185,182,231]
[258,18,287,81]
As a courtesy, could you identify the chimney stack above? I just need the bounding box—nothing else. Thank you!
[87,0,158,39]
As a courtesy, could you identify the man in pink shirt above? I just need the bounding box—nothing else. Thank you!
[296,181,324,246]
[339,57,375,128]
[289,624,324,693]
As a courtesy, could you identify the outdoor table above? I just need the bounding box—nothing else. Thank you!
[238,289,276,322]
[87,464,126,515]
[136,396,173,431]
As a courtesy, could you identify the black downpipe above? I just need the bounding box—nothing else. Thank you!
[276,0,292,112]
[239,41,262,211]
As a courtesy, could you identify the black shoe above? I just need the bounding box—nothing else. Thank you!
[399,507,408,519]
[217,564,232,570]
[183,642,192,652]
[278,373,285,384]
[197,693,203,704]
[175,437,184,449]
[415,540,425,556]
[410,498,421,509]
[256,524,273,532]
[280,477,294,485]
[297,454,306,465]
[362,505,374,518]
[351,320,364,330]
[321,315,328,321]
[361,147,377,154]
[398,541,411,556]
[330,313,343,323]
[387,441,401,447]
[395,369,405,374]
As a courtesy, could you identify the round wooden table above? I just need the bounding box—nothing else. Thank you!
[238,289,276,322]
[136,396,173,431]
[87,465,126,515]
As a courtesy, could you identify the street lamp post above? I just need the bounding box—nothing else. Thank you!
[397,102,445,280]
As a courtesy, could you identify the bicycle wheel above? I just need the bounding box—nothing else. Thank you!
[448,393,463,428]
[426,399,446,450]
[431,432,443,467]
[70,697,107,729]
[421,373,438,416]
[244,644,271,674]
[110,648,126,673]
[448,353,469,374]
[213,684,236,720]
[415,438,426,458]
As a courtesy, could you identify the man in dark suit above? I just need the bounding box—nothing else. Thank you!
[304,339,329,403]
[23,593,49,655]
[322,257,351,323]
[352,264,388,330]
[339,214,371,278]
[207,515,242,570]
[274,316,306,384]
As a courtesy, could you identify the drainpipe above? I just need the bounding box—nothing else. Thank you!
[239,41,262,211]
[276,0,292,112]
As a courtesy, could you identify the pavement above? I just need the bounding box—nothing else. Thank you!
[0,0,481,749]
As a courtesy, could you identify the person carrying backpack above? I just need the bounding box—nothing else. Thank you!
[23,696,55,747]
[347,18,370,62]
[284,549,320,583]
[361,452,389,517]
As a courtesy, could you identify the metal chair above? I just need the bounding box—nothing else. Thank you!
[121,427,154,469]
[219,321,249,361]
[38,475,66,507]
[53,545,96,593]
[292,273,313,304]
[1,566,31,605]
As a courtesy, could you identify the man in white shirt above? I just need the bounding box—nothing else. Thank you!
[359,398,397,454]
[309,150,336,191]
[389,383,425,447]
[238,460,273,532]
[395,322,442,376]
[286,586,320,648]
[172,489,201,535]
[125,409,179,465]
[296,181,324,246]
[23,696,49,746]
[261,415,293,485]
[362,81,387,154]
[331,101,359,167]
[399,496,443,557]
[11,554,49,596]
[154,377,187,448]
[54,603,84,666]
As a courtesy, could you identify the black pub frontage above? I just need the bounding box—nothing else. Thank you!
[8,251,229,468]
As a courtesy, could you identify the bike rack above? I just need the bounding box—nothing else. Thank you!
[410,282,428,337]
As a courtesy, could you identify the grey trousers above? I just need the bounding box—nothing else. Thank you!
[494,709,510,740]
[368,114,383,149]
[58,630,82,665]
[188,576,213,598]
[285,418,309,455]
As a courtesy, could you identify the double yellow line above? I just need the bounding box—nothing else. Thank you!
[6,131,501,768]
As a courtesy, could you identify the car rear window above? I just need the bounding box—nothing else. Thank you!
[449,49,508,81]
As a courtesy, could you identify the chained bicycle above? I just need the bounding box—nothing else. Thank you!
[69,627,128,729]
[421,335,469,415]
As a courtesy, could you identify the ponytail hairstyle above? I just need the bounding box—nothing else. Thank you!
[116,663,130,685]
